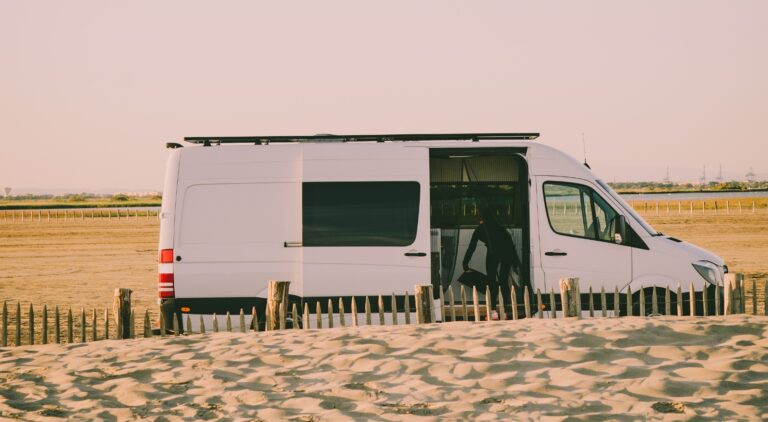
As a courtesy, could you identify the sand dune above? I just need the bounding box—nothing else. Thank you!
[1,316,766,420]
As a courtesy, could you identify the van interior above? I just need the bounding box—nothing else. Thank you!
[429,148,529,310]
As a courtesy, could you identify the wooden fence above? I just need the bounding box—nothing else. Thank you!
[0,208,160,223]
[1,274,765,348]
[629,199,766,216]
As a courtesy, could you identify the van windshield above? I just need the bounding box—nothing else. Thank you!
[595,179,659,236]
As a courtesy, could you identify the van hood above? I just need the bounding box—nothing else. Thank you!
[660,236,725,267]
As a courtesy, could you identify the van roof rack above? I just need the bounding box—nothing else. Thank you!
[184,132,539,145]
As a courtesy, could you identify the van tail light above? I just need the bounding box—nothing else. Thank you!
[158,248,175,298]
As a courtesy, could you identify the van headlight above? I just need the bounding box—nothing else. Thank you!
[692,261,723,286]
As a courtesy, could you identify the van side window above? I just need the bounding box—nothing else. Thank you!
[543,182,619,242]
[303,182,420,247]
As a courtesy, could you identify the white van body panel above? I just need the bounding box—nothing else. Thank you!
[301,143,431,297]
[172,146,302,298]
[158,139,726,315]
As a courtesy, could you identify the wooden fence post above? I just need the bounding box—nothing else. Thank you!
[511,287,518,320]
[460,286,468,321]
[225,312,232,332]
[92,309,97,342]
[143,310,150,337]
[702,285,709,317]
[338,298,345,328]
[199,314,206,334]
[689,282,696,316]
[29,304,34,345]
[364,297,371,325]
[326,299,333,329]
[113,288,132,339]
[252,306,258,332]
[16,303,22,346]
[652,287,659,315]
[377,295,385,325]
[715,283,721,316]
[185,314,191,335]
[105,309,110,339]
[55,306,60,344]
[303,303,309,330]
[279,302,287,330]
[550,288,557,319]
[677,284,683,317]
[415,284,435,324]
[593,287,603,317]
[536,288,543,319]
[724,273,744,315]
[559,278,580,318]
[316,301,322,329]
[472,286,480,322]
[588,286,594,318]
[391,293,398,325]
[752,279,757,315]
[638,286,645,317]
[485,285,492,321]
[174,312,181,336]
[626,286,633,317]
[42,305,48,345]
[211,313,217,333]
[614,286,620,317]
[351,298,358,327]
[448,287,456,322]
[67,308,73,343]
[764,280,768,316]
[240,309,246,333]
[523,286,531,319]
[80,307,86,343]
[665,286,671,316]
[404,291,411,324]
[267,280,290,331]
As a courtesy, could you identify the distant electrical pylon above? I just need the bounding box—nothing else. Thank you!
[663,166,670,183]
[716,164,723,182]
[746,167,756,182]
[699,165,706,185]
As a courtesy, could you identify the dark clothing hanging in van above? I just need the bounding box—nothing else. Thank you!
[462,218,520,311]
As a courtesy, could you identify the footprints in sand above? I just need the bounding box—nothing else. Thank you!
[0,316,766,419]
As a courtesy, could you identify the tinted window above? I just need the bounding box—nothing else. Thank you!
[303,182,420,246]
[543,182,619,242]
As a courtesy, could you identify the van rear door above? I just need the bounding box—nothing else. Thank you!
[301,144,431,298]
[173,146,302,300]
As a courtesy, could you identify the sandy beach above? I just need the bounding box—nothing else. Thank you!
[1,315,766,420]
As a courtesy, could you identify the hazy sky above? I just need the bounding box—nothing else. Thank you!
[2,1,766,192]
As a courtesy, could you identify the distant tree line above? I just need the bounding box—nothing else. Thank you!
[608,180,768,193]
[1,193,162,202]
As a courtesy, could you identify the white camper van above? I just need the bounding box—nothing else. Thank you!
[157,133,726,330]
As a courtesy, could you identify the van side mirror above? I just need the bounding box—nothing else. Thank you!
[614,215,627,244]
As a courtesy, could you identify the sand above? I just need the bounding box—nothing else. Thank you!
[1,315,766,420]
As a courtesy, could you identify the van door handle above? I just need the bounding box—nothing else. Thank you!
[545,250,567,256]
[405,252,427,257]
[284,242,302,248]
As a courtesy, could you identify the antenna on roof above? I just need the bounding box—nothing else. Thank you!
[582,133,591,169]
